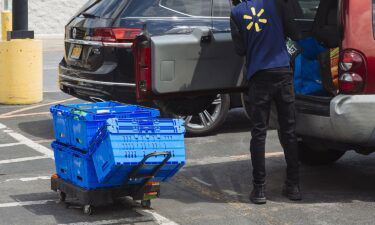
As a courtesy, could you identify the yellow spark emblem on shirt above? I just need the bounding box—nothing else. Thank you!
[243,7,267,32]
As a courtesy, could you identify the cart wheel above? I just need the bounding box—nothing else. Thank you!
[83,205,93,215]
[58,191,66,203]
[141,200,151,209]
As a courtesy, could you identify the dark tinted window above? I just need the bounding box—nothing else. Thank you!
[298,0,320,19]
[160,0,211,16]
[213,0,231,17]
[83,0,127,18]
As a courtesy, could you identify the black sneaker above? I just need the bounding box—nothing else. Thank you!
[282,183,302,201]
[250,183,267,204]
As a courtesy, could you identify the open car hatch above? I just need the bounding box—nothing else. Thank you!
[133,27,245,102]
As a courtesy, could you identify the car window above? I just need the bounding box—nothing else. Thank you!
[213,0,231,17]
[160,0,212,17]
[83,0,127,18]
[297,0,320,19]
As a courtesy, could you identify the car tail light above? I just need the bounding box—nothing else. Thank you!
[91,28,142,48]
[133,37,152,102]
[338,50,367,94]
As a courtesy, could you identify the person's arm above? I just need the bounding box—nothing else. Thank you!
[230,13,246,56]
[276,0,302,41]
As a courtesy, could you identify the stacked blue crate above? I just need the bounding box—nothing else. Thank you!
[50,102,160,151]
[52,142,114,189]
[90,118,186,185]
[50,102,164,190]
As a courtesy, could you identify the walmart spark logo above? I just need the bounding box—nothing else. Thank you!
[243,7,267,32]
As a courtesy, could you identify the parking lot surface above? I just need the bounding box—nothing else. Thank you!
[0,92,375,225]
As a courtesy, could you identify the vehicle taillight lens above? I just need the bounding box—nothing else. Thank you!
[339,51,363,71]
[133,38,152,102]
[339,73,364,94]
[338,50,367,94]
[92,28,142,46]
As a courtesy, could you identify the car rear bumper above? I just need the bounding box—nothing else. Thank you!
[296,94,375,147]
[59,63,138,104]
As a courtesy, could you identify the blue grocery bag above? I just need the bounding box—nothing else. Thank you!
[294,38,327,95]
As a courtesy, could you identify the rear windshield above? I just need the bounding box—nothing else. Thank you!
[83,0,127,18]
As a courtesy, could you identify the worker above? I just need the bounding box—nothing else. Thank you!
[230,0,302,204]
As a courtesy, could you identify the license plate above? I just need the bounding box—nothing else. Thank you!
[71,45,83,59]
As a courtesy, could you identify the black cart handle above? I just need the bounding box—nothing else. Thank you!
[128,152,172,180]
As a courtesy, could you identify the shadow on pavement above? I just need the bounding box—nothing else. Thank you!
[9,153,375,222]
[18,119,55,139]
[161,154,375,205]
[9,193,153,224]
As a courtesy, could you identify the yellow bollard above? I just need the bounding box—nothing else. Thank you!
[0,39,43,104]
[1,10,12,41]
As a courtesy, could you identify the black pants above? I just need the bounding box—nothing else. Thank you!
[248,70,299,185]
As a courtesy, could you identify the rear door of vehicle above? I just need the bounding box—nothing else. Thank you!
[294,0,320,33]
[148,0,244,97]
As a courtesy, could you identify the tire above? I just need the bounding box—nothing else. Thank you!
[58,190,66,203]
[141,200,151,209]
[83,205,93,215]
[298,140,346,165]
[179,94,230,136]
[154,95,216,116]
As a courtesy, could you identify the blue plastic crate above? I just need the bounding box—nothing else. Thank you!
[91,118,186,185]
[52,142,72,182]
[52,142,117,190]
[50,102,160,150]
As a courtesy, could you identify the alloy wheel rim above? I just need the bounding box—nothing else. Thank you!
[182,95,222,130]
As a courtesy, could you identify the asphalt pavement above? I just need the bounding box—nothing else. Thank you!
[0,40,375,225]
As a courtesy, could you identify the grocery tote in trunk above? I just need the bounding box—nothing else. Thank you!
[50,102,185,215]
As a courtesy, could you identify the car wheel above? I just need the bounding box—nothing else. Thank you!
[154,95,216,116]
[179,94,230,136]
[298,140,346,165]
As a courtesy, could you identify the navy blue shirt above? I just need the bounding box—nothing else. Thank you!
[231,0,291,80]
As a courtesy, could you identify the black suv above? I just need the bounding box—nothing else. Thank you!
[59,0,245,135]
[59,0,322,137]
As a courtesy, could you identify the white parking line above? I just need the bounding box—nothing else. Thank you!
[0,124,5,129]
[4,176,50,183]
[0,200,56,208]
[4,129,54,159]
[187,152,284,167]
[0,156,50,165]
[192,177,212,187]
[0,98,76,118]
[0,142,23,148]
[59,218,152,225]
[141,209,180,225]
[0,199,180,225]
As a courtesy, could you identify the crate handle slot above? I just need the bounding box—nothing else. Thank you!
[76,138,83,144]
[77,176,83,181]
[101,161,109,171]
